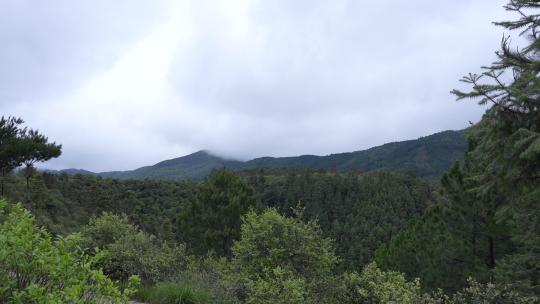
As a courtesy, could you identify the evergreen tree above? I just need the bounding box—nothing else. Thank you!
[0,116,61,199]
[19,129,62,200]
[0,116,25,196]
[452,0,540,294]
[177,169,259,256]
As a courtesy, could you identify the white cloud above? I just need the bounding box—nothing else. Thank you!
[2,0,513,171]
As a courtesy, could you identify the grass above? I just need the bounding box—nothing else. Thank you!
[135,282,210,304]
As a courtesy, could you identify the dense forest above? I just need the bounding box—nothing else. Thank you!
[1,1,540,303]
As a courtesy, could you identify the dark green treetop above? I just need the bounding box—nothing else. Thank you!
[177,169,260,256]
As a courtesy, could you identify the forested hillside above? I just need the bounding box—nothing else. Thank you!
[68,129,467,182]
[4,168,432,272]
[99,150,243,181]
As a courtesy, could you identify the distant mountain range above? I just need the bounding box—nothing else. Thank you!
[58,130,467,182]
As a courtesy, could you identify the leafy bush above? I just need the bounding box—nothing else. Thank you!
[244,267,308,304]
[231,208,338,303]
[173,255,239,304]
[332,263,537,304]
[79,212,189,284]
[0,200,138,303]
[450,279,538,304]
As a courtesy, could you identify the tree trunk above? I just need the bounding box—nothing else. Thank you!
[26,175,31,202]
[472,218,477,257]
[1,169,4,197]
[488,236,495,268]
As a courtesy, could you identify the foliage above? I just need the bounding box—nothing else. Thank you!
[450,0,540,295]
[0,117,25,196]
[248,170,432,271]
[79,212,189,284]
[231,208,338,303]
[177,169,260,256]
[173,255,239,304]
[136,282,210,304]
[339,263,432,304]
[451,278,538,304]
[243,267,308,304]
[0,116,61,199]
[332,263,536,304]
[4,171,196,236]
[377,0,540,296]
[0,199,138,303]
[375,162,499,291]
[4,167,433,275]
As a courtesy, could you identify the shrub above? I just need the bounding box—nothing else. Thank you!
[231,208,338,303]
[79,212,188,284]
[173,254,238,304]
[0,200,138,303]
[450,278,538,304]
[136,282,209,304]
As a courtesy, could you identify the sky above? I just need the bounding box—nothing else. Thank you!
[1,0,513,172]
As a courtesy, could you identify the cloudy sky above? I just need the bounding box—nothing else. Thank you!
[2,0,512,172]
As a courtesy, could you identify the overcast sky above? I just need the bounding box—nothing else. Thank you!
[2,0,512,172]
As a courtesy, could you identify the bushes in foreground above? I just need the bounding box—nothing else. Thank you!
[219,208,538,304]
[2,197,536,304]
[0,199,138,303]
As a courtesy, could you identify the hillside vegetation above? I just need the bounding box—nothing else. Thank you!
[75,130,466,182]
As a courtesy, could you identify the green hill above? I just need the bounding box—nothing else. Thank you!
[85,130,466,182]
[99,150,243,180]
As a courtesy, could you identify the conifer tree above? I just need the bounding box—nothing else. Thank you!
[452,0,540,294]
[0,116,25,196]
[177,169,259,256]
[19,129,62,200]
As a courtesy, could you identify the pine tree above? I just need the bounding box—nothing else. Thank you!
[19,129,62,200]
[452,0,540,294]
[0,116,25,196]
[177,169,260,256]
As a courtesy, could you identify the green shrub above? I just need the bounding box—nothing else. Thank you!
[231,208,338,303]
[173,255,239,304]
[450,278,538,304]
[332,263,537,304]
[79,212,189,284]
[0,200,139,303]
[136,282,209,304]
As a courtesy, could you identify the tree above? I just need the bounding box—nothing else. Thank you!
[376,157,515,292]
[0,116,25,196]
[0,116,61,199]
[177,169,259,256]
[451,0,540,295]
[247,169,432,271]
[231,208,338,303]
[19,129,62,200]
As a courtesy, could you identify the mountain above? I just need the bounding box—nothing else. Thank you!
[99,150,243,180]
[78,129,467,182]
[60,168,97,176]
[242,130,467,181]
[40,168,96,175]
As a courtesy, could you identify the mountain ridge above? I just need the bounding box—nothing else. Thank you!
[57,129,467,182]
